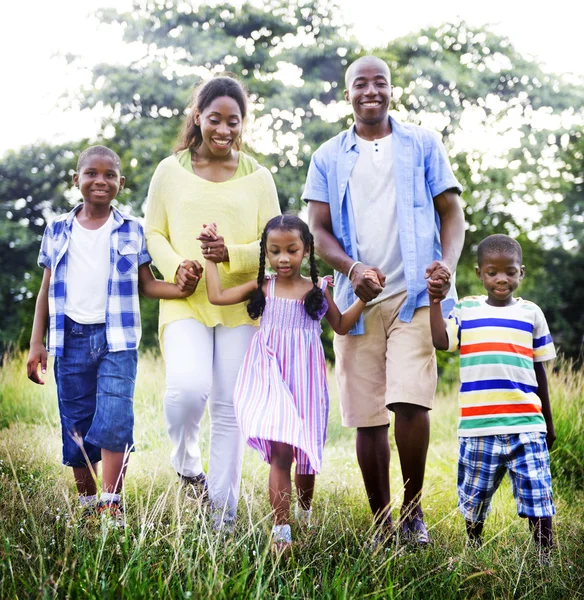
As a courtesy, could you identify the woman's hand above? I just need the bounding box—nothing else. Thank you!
[197,222,229,263]
[175,260,203,292]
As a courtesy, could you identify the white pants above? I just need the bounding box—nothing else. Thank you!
[163,319,256,519]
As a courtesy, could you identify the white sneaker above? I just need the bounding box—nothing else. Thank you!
[294,503,312,528]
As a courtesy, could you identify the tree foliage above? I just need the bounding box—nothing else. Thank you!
[1,0,582,363]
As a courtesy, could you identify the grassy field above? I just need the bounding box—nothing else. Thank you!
[1,352,583,599]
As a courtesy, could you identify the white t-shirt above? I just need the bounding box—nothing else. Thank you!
[349,133,406,303]
[64,212,113,324]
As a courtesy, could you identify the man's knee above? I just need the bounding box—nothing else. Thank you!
[392,403,429,423]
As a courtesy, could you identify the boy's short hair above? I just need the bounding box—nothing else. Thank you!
[477,234,522,265]
[77,145,122,172]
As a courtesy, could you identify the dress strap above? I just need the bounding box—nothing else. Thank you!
[267,275,276,298]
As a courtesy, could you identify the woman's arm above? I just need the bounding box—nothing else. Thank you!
[27,268,51,384]
[205,258,258,305]
[138,262,202,299]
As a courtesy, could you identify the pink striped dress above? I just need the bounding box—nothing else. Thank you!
[234,275,329,474]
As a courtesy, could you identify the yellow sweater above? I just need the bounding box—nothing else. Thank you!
[144,152,281,334]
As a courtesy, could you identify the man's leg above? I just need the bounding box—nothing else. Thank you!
[392,403,430,509]
[356,425,392,525]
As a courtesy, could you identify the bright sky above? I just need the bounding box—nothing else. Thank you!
[0,0,582,156]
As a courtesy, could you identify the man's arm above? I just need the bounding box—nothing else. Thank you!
[307,200,383,302]
[426,190,465,300]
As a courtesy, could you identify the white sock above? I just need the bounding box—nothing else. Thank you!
[294,502,312,527]
[79,494,98,506]
[100,492,120,504]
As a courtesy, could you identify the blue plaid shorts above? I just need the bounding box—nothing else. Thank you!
[458,432,555,522]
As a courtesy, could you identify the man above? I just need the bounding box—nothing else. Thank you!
[303,55,465,545]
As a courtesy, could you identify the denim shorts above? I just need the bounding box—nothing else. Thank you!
[54,316,138,467]
[457,432,555,522]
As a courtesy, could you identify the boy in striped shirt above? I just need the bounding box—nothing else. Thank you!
[428,234,556,555]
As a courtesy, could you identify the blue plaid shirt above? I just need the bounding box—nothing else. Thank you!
[302,116,462,334]
[38,204,151,356]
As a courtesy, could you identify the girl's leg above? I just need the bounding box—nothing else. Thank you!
[163,320,214,479]
[73,464,99,496]
[295,473,315,511]
[208,324,255,522]
[269,442,295,525]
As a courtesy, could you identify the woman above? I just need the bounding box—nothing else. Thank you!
[145,75,280,528]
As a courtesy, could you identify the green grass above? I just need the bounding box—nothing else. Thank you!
[1,352,583,599]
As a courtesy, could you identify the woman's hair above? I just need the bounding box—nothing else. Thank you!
[174,75,248,153]
[247,215,325,321]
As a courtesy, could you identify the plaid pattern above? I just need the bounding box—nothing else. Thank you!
[458,432,555,522]
[38,204,151,356]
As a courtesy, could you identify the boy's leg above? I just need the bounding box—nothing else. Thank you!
[529,516,553,548]
[101,449,128,494]
[506,432,555,550]
[54,318,102,479]
[73,464,99,496]
[458,436,506,546]
[86,341,138,499]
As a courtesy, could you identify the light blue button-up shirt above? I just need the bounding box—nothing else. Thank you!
[302,116,462,334]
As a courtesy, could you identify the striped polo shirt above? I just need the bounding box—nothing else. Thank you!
[445,296,556,437]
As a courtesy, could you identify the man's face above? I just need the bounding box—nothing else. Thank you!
[344,59,392,127]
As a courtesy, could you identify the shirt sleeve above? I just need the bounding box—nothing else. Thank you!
[136,222,152,267]
[445,302,462,352]
[38,223,53,269]
[301,149,330,204]
[224,168,281,275]
[533,306,556,362]
[144,162,186,282]
[425,132,462,198]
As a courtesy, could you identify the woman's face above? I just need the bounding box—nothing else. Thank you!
[194,96,243,158]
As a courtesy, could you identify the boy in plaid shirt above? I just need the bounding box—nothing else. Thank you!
[26,146,201,526]
[428,234,556,558]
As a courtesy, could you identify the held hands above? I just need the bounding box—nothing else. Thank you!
[27,343,48,385]
[350,263,385,303]
[175,259,203,294]
[197,222,229,263]
[425,260,452,304]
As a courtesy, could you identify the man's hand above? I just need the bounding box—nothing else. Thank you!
[350,263,385,302]
[425,260,452,303]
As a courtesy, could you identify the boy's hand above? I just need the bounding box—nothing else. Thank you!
[425,261,452,303]
[176,260,203,292]
[27,344,48,385]
[546,424,556,451]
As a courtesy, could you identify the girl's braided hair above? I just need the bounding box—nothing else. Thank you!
[247,215,325,320]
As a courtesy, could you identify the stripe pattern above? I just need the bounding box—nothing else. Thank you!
[234,276,329,474]
[445,296,556,437]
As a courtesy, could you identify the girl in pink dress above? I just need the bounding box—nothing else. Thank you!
[201,215,378,550]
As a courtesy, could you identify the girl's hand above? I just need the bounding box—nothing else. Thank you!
[197,222,229,263]
[27,343,48,385]
[350,263,384,302]
[175,260,203,292]
[362,269,381,287]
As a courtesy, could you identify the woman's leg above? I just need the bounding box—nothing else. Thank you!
[270,442,295,525]
[163,320,214,478]
[208,324,256,522]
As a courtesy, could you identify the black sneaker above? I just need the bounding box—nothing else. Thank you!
[400,506,431,546]
[178,472,209,502]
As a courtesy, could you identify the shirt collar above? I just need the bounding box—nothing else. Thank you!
[342,115,405,153]
[65,203,125,229]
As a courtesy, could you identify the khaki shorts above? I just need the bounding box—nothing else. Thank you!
[334,291,437,428]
